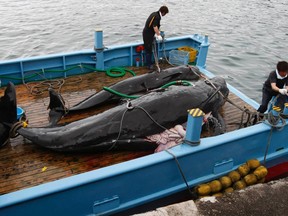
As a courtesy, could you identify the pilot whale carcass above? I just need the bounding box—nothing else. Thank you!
[47,65,201,125]
[66,65,200,110]
[0,76,229,151]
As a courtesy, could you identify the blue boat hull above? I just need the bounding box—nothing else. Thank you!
[0,117,287,215]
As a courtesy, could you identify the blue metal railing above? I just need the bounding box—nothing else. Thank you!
[0,32,210,87]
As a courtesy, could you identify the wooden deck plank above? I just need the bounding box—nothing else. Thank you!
[0,67,256,195]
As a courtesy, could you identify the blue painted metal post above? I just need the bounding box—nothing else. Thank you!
[94,30,104,70]
[130,47,133,66]
[62,56,67,78]
[185,108,205,145]
[283,103,288,115]
[196,35,210,68]
[272,106,281,117]
[20,62,24,84]
[141,50,144,66]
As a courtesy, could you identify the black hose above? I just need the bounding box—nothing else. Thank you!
[165,149,198,199]
[200,86,221,109]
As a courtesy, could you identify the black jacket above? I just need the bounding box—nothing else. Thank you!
[263,70,288,95]
[143,11,161,38]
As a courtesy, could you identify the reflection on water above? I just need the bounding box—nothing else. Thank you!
[0,0,288,102]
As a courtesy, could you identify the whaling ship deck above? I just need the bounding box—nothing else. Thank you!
[0,66,256,195]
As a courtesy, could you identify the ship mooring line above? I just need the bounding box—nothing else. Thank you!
[165,149,197,199]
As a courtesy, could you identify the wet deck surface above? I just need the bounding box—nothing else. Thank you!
[0,66,256,195]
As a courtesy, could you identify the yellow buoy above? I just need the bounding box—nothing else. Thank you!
[196,184,211,196]
[253,166,268,180]
[219,176,232,189]
[237,164,250,177]
[209,180,222,193]
[233,180,247,190]
[246,159,261,170]
[258,178,266,183]
[224,187,234,194]
[228,170,241,183]
[244,174,258,186]
[213,192,223,197]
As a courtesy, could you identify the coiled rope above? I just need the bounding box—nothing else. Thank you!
[0,64,136,95]
[263,110,286,165]
[197,72,259,127]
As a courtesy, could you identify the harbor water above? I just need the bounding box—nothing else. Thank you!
[1,0,288,102]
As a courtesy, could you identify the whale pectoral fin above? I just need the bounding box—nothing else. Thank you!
[48,89,67,126]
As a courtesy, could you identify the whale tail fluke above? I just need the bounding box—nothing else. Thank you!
[0,82,17,147]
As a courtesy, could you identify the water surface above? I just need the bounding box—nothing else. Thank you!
[1,0,288,102]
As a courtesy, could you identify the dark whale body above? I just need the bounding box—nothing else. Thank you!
[52,65,201,111]
[0,76,229,152]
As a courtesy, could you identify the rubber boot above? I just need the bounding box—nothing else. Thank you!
[146,53,153,70]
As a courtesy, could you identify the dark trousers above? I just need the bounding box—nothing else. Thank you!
[257,88,287,113]
[142,30,154,67]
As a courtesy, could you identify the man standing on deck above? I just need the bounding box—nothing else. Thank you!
[257,61,288,114]
[142,6,169,70]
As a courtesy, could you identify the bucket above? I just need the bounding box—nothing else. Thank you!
[17,106,24,120]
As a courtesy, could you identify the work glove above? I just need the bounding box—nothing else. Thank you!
[278,88,287,95]
[155,34,163,41]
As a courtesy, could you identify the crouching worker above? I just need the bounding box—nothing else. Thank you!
[257,61,288,114]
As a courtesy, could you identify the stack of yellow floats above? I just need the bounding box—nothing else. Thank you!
[195,159,268,198]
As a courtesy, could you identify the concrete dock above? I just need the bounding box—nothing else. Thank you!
[134,177,288,216]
